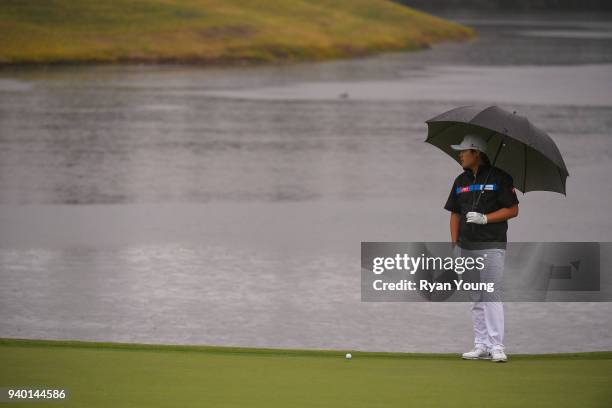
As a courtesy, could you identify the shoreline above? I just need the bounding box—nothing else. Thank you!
[2,338,611,359]
[0,45,433,70]
[0,37,475,69]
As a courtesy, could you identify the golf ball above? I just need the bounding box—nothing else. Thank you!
[345,353,352,359]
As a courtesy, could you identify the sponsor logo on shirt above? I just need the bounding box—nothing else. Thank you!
[455,184,498,194]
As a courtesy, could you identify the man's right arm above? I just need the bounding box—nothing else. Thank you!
[450,212,461,244]
[444,177,461,245]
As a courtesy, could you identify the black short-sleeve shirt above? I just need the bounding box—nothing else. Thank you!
[444,163,519,250]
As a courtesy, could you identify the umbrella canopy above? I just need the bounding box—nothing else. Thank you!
[425,105,569,195]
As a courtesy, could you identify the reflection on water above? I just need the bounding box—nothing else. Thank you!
[0,244,356,348]
[2,243,611,352]
[0,15,611,205]
[201,65,612,106]
[1,11,612,353]
[517,29,612,39]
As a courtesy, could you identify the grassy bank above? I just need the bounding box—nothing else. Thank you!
[1,338,611,407]
[0,0,475,66]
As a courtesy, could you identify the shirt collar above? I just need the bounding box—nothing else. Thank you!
[463,162,491,177]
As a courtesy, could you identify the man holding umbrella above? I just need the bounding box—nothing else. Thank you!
[426,105,569,362]
[443,133,519,363]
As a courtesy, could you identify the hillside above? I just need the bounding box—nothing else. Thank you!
[0,0,476,66]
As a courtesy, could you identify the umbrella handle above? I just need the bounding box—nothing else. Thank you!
[469,135,506,235]
[472,135,506,211]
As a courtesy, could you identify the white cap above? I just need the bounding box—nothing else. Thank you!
[450,134,487,154]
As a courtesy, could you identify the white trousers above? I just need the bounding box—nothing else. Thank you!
[460,247,506,351]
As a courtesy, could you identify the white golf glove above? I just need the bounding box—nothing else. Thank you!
[466,211,487,224]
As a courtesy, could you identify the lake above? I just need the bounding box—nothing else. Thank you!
[1,10,611,353]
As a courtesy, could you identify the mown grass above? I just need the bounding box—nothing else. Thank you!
[0,0,476,66]
[1,338,611,407]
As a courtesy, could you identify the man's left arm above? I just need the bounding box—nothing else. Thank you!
[484,174,520,223]
[466,174,519,224]
[485,204,518,223]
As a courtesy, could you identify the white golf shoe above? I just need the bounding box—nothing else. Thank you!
[461,346,491,360]
[491,348,508,362]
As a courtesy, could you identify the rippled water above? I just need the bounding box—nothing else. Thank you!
[1,11,611,353]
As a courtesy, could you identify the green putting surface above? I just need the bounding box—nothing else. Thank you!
[1,338,611,407]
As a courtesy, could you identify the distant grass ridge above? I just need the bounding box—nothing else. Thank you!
[0,0,476,65]
[2,337,611,360]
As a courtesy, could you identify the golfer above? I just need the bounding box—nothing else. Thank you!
[443,134,519,363]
